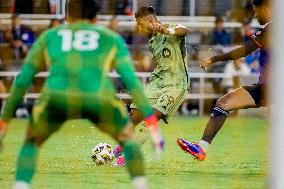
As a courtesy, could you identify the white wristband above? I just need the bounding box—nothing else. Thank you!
[168,28,176,35]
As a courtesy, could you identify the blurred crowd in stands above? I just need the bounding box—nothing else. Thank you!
[0,0,261,116]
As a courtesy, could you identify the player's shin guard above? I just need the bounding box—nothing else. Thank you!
[134,121,150,145]
[122,140,145,178]
[15,142,38,183]
[211,106,229,118]
[202,106,229,143]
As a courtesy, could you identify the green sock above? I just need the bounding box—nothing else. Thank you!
[15,142,38,183]
[122,140,145,178]
[134,121,150,145]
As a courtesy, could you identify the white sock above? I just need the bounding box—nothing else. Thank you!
[14,181,30,189]
[199,140,209,152]
[132,176,148,189]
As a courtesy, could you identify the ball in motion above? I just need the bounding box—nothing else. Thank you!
[92,143,115,165]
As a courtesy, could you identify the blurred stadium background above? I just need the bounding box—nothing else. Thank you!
[0,0,267,118]
[0,1,269,188]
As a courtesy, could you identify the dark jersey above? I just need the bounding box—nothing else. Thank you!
[251,22,271,85]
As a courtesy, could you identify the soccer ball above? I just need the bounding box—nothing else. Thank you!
[92,143,115,165]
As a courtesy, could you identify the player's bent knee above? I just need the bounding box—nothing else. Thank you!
[216,97,230,111]
[115,124,135,143]
[130,109,143,125]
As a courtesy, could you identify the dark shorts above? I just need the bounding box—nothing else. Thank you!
[242,83,267,107]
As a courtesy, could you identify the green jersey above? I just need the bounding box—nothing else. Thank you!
[149,28,189,89]
[2,22,153,121]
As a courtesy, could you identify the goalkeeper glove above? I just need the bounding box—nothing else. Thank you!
[0,119,7,153]
[144,114,164,159]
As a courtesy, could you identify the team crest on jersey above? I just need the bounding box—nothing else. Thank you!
[162,48,171,58]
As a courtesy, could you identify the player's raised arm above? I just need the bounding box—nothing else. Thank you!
[200,39,260,71]
[1,32,47,123]
[151,22,189,36]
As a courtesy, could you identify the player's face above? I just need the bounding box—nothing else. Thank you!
[136,16,154,37]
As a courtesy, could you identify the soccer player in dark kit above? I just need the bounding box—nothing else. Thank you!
[177,0,271,161]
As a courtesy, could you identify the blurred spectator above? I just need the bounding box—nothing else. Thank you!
[5,14,34,60]
[155,0,165,16]
[182,0,190,16]
[242,20,260,73]
[14,0,33,14]
[244,0,254,20]
[108,16,119,32]
[212,17,232,46]
[49,19,63,28]
[115,0,132,15]
[0,19,4,43]
[214,0,232,18]
[107,16,131,43]
[221,59,250,92]
[242,19,254,42]
[49,0,57,14]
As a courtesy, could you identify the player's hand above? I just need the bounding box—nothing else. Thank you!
[144,114,164,159]
[199,58,212,71]
[151,20,169,35]
[0,119,7,153]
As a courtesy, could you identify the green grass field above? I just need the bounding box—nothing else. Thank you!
[0,117,268,189]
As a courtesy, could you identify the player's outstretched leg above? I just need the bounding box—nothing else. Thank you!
[177,87,257,160]
[114,108,163,166]
[14,127,49,189]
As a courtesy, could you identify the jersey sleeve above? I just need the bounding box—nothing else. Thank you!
[113,35,153,117]
[1,32,47,122]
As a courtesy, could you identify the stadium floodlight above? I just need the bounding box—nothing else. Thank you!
[271,0,284,188]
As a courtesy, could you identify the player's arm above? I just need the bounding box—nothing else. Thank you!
[1,32,47,123]
[169,24,190,36]
[152,22,189,36]
[200,39,260,71]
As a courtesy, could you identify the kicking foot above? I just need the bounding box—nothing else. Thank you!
[176,138,206,161]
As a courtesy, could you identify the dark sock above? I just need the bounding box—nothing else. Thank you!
[15,142,38,183]
[201,106,229,143]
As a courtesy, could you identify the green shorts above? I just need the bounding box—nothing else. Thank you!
[130,83,188,122]
[30,93,129,138]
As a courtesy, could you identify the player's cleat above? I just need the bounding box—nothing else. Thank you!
[176,138,206,161]
[113,145,123,158]
[114,156,125,167]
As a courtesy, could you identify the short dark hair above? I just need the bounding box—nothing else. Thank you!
[215,16,224,24]
[135,6,156,18]
[252,0,268,6]
[67,0,100,20]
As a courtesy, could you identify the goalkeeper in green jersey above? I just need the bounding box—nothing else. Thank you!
[114,6,189,165]
[0,1,163,189]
